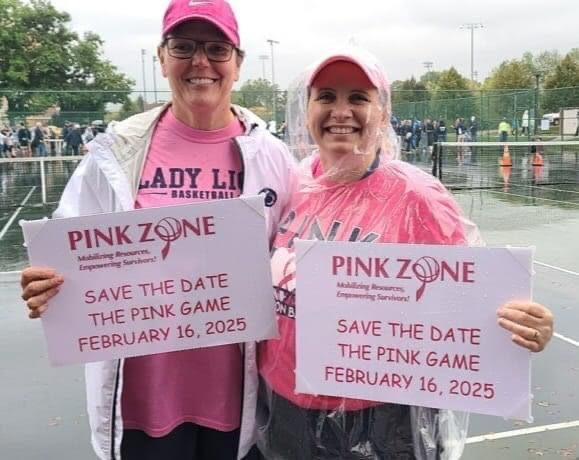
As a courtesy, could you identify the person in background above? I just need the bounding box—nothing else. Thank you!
[82,124,95,144]
[61,121,72,155]
[31,122,47,157]
[436,117,447,142]
[498,117,510,142]
[257,47,554,460]
[0,129,7,158]
[19,0,296,459]
[412,117,422,153]
[47,126,58,156]
[468,116,478,142]
[431,118,446,176]
[64,124,84,155]
[468,115,479,163]
[521,110,529,135]
[425,117,435,159]
[17,123,31,157]
[454,117,466,165]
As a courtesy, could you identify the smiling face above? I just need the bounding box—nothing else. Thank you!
[307,61,385,161]
[159,20,242,128]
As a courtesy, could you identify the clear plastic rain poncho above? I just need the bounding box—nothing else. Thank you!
[257,46,481,460]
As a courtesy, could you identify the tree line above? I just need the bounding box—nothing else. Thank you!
[0,0,133,119]
[1,0,578,123]
[391,49,579,116]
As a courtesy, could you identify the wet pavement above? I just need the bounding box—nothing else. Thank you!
[0,273,95,460]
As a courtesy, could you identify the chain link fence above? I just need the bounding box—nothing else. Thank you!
[393,87,579,141]
[1,87,578,139]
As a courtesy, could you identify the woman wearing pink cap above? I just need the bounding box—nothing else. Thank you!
[256,47,554,459]
[20,1,295,459]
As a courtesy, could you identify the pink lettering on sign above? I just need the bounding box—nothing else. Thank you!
[332,256,390,277]
[337,343,373,361]
[430,326,481,345]
[336,319,382,336]
[331,255,476,301]
[386,322,425,340]
[138,279,176,297]
[84,285,134,304]
[66,216,216,259]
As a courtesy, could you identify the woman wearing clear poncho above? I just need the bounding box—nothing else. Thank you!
[256,47,554,460]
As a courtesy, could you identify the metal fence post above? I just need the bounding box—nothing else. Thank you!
[40,158,47,204]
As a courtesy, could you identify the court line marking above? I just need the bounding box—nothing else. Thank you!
[554,332,579,348]
[0,186,36,241]
[466,419,579,444]
[486,189,579,206]
[534,261,579,277]
[533,261,579,347]
[440,141,579,147]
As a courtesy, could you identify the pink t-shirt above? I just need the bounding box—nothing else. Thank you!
[258,157,467,411]
[122,108,244,436]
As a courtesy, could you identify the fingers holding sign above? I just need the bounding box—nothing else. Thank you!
[497,301,554,352]
[21,267,64,319]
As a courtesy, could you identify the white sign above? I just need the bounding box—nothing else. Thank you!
[21,197,276,366]
[540,119,550,131]
[295,240,533,421]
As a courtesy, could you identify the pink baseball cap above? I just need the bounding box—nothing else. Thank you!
[162,0,240,47]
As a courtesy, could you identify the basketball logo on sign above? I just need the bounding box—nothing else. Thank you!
[412,256,441,301]
[154,217,183,260]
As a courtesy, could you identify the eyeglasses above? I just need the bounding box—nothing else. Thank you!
[164,37,237,62]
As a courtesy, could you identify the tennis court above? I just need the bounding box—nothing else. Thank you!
[1,149,578,459]
[422,141,579,458]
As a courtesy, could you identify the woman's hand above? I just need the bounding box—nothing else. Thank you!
[497,301,554,352]
[21,267,64,319]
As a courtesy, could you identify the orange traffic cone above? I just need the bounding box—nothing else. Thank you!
[533,165,544,184]
[500,145,512,167]
[500,165,512,191]
[532,151,544,166]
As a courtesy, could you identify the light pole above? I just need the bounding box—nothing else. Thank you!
[259,54,269,80]
[534,73,541,135]
[267,39,279,123]
[422,61,433,73]
[152,55,159,104]
[141,49,147,109]
[459,23,483,81]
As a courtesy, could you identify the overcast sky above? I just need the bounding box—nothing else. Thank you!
[49,0,578,94]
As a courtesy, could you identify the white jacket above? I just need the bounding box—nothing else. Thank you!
[53,104,297,460]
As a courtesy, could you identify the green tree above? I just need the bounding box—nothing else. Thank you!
[116,97,141,121]
[0,0,133,118]
[425,68,474,123]
[543,53,579,112]
[391,77,428,119]
[435,68,472,104]
[419,71,443,92]
[483,60,536,126]
[568,48,579,62]
[234,78,285,121]
[392,68,473,121]
[392,77,428,103]
[521,50,563,84]
[434,67,471,95]
[484,60,534,90]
